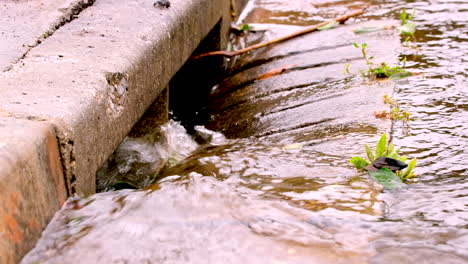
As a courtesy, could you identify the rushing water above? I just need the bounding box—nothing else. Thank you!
[22,0,468,263]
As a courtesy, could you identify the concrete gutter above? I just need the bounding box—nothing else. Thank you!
[0,0,244,262]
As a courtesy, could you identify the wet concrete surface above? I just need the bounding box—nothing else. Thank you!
[205,20,399,140]
[20,0,468,263]
[0,0,232,261]
[21,16,401,264]
[0,0,231,196]
[241,0,368,26]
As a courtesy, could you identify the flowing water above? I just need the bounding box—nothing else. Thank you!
[22,0,468,263]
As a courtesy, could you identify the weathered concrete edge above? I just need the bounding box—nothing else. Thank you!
[0,0,232,196]
[0,0,237,261]
[0,118,67,264]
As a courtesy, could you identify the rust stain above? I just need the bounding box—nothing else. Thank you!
[28,218,40,232]
[4,214,22,243]
[256,64,297,80]
[10,192,19,203]
[0,193,23,244]
[374,110,390,119]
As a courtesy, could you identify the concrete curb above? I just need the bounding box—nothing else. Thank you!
[0,0,243,261]
[0,118,66,264]
[0,0,231,195]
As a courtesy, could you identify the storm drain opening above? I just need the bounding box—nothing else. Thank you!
[96,19,231,192]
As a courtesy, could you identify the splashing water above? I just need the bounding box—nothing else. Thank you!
[22,0,468,263]
[97,120,199,190]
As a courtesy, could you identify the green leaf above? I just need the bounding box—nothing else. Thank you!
[375,133,387,158]
[350,156,370,169]
[399,155,408,163]
[318,21,338,31]
[353,43,360,48]
[401,158,416,180]
[406,172,416,179]
[386,152,399,159]
[387,143,395,153]
[369,168,406,189]
[400,10,409,24]
[365,144,375,162]
[239,24,251,31]
[400,10,415,24]
[399,22,416,35]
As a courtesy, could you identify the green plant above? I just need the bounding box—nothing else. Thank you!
[400,10,414,25]
[350,43,411,79]
[374,95,412,127]
[343,63,352,75]
[231,24,253,36]
[353,42,371,64]
[399,10,416,36]
[239,24,252,32]
[372,62,405,78]
[350,133,417,182]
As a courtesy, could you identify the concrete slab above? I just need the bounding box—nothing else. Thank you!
[0,0,94,72]
[0,118,66,264]
[0,0,231,195]
[205,20,401,139]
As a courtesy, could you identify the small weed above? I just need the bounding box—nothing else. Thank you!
[374,95,412,127]
[400,10,415,25]
[372,62,405,79]
[353,42,371,64]
[399,10,416,41]
[231,24,253,36]
[347,43,412,79]
[343,63,352,75]
[239,24,252,32]
[350,133,417,183]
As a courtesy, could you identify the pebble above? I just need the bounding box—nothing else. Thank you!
[153,0,170,8]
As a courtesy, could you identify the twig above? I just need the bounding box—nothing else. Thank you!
[192,8,367,59]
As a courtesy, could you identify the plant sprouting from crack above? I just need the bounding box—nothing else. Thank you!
[239,24,252,32]
[345,43,413,79]
[374,95,412,127]
[350,133,417,182]
[343,63,352,75]
[399,10,416,40]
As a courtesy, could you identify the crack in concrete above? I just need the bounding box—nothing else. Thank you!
[1,0,96,196]
[3,0,95,73]
[58,135,76,197]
